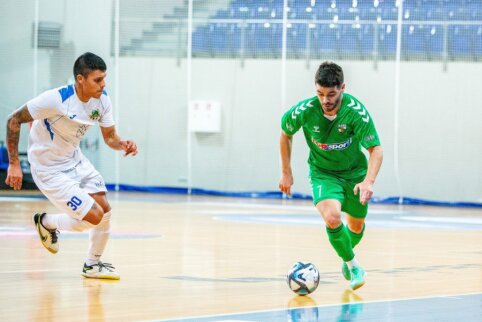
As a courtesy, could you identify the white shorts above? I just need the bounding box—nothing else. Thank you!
[31,157,107,220]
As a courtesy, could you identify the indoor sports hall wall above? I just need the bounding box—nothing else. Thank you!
[0,0,481,203]
[110,57,482,202]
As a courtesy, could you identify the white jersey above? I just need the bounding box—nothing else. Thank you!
[26,84,115,171]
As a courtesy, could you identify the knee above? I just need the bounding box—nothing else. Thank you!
[101,204,111,214]
[325,215,342,229]
[90,192,111,214]
[318,206,341,228]
[85,206,105,225]
[348,222,364,234]
[97,201,111,214]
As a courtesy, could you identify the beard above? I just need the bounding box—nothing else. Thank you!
[323,94,342,113]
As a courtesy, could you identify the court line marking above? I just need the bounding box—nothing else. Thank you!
[151,291,482,322]
[4,262,478,276]
[400,216,482,225]
[210,214,482,230]
[0,196,405,214]
[189,201,405,214]
[0,196,46,202]
[0,261,170,274]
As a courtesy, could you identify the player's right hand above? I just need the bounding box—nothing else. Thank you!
[5,163,23,190]
[279,173,294,197]
[120,140,138,157]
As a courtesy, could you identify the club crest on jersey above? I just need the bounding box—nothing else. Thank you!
[338,124,347,133]
[311,137,352,151]
[89,109,101,121]
[313,126,320,133]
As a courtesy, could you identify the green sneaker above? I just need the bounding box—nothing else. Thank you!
[349,266,366,290]
[341,262,351,281]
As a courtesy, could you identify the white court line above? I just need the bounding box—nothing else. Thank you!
[0,268,74,274]
[190,201,405,214]
[198,210,308,215]
[0,261,167,274]
[0,196,405,214]
[0,227,26,231]
[400,216,482,225]
[151,291,482,322]
[0,196,45,202]
[211,216,321,225]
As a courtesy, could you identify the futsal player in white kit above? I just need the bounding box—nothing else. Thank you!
[5,52,138,280]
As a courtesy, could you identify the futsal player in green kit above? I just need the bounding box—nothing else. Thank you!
[279,61,383,290]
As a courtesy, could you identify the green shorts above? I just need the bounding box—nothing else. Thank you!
[309,168,368,218]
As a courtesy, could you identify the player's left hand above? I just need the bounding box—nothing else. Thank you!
[354,180,374,205]
[120,140,138,156]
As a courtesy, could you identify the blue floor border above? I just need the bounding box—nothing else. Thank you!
[105,184,482,208]
[157,292,482,322]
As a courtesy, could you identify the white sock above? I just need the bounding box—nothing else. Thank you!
[86,211,111,266]
[41,213,95,232]
[346,258,360,269]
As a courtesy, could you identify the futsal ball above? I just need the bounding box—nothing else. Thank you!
[286,261,320,295]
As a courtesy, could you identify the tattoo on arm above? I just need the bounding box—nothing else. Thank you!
[6,105,33,164]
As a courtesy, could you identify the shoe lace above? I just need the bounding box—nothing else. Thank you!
[50,230,59,243]
[38,213,59,244]
[98,262,115,272]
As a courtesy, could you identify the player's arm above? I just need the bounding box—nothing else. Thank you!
[100,125,138,156]
[354,145,383,205]
[279,131,294,196]
[5,105,34,190]
[279,101,305,197]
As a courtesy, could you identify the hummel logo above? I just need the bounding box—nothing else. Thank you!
[69,114,77,119]
[313,126,320,132]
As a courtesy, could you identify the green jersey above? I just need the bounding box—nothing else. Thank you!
[281,93,380,179]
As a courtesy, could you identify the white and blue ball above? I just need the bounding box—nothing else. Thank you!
[286,262,320,295]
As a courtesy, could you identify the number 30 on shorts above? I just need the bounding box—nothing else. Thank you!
[67,196,82,211]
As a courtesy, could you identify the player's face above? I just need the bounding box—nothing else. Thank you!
[316,83,345,114]
[78,70,106,99]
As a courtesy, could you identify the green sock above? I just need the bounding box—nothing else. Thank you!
[347,224,365,249]
[326,223,354,262]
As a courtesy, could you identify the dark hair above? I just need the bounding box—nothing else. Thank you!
[73,52,107,78]
[315,61,344,88]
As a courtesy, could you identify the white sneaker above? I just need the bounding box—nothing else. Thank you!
[82,262,120,280]
[33,213,59,254]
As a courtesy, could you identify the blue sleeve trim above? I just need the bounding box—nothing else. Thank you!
[104,184,482,208]
[0,144,8,170]
[58,84,74,103]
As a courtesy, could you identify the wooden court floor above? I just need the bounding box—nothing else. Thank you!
[0,191,481,321]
